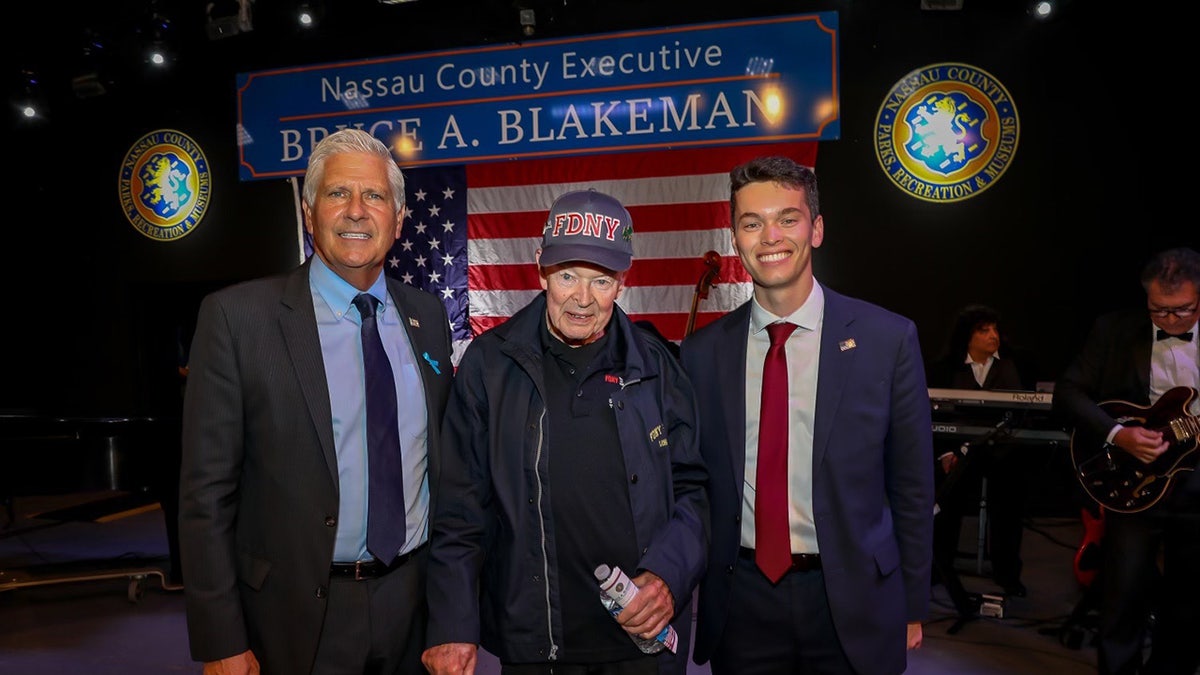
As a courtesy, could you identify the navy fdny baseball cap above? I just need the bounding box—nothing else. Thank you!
[539,189,634,272]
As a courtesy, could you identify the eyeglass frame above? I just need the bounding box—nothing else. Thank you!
[1147,301,1199,319]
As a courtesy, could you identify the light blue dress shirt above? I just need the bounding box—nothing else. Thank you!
[309,255,430,562]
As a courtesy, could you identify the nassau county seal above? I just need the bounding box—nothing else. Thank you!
[874,63,1018,203]
[118,129,211,241]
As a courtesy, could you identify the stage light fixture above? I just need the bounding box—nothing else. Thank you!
[72,28,109,98]
[12,69,48,123]
[147,41,172,66]
[72,73,107,98]
[143,11,176,67]
[520,8,536,37]
[297,2,324,29]
[207,0,253,40]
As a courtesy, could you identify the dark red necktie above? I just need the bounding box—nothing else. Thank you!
[353,293,407,566]
[756,321,797,583]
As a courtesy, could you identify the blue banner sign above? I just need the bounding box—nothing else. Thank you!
[236,12,839,180]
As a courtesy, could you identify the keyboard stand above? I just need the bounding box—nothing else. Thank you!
[977,476,988,575]
[934,451,983,634]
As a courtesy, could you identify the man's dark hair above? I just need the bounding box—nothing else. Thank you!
[728,156,819,230]
[1140,247,1200,293]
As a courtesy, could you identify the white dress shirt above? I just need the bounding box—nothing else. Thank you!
[742,281,824,554]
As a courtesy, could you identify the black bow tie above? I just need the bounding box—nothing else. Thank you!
[1157,329,1194,342]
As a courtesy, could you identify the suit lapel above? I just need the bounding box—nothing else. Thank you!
[720,304,752,493]
[279,262,339,483]
[813,290,854,472]
[981,364,997,390]
[385,277,447,500]
[385,277,442,405]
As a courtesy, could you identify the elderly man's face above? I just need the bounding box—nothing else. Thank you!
[537,256,625,347]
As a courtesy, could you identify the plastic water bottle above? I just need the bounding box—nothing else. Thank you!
[594,563,679,654]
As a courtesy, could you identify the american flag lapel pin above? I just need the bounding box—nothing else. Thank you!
[839,338,857,352]
[409,317,420,328]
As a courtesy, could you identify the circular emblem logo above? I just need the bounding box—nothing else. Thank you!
[118,129,211,241]
[874,63,1018,203]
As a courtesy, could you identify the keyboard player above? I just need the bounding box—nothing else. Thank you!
[927,304,1030,598]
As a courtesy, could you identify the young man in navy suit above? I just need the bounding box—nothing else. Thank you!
[681,156,934,675]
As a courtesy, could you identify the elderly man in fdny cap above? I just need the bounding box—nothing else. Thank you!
[423,188,708,675]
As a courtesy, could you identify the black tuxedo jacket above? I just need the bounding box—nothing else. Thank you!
[928,354,1024,392]
[1054,308,1200,500]
[1054,309,1157,440]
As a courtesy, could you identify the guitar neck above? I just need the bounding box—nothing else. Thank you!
[684,296,701,337]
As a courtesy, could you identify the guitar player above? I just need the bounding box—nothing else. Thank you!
[1053,246,1200,675]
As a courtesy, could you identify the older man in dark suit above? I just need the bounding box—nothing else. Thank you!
[1054,246,1200,675]
[681,156,933,675]
[179,129,453,674]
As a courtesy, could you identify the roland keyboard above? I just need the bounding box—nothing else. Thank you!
[928,388,1054,411]
[928,388,1067,444]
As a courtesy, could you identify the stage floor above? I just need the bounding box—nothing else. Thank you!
[0,491,1100,674]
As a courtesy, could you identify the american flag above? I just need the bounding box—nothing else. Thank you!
[305,142,818,365]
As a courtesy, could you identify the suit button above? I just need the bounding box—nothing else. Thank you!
[726,565,734,574]
[616,401,624,410]
[324,516,336,527]
[734,515,741,522]
[316,586,328,599]
[630,474,638,484]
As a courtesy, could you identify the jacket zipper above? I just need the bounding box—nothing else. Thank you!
[532,406,558,660]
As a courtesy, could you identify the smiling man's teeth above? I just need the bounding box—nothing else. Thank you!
[760,251,789,262]
[341,232,370,240]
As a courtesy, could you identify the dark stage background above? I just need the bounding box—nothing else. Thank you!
[4,0,1194,423]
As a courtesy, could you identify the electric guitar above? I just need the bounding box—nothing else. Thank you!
[1072,506,1103,588]
[1070,386,1200,513]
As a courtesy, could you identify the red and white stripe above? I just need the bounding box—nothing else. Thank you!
[464,142,818,344]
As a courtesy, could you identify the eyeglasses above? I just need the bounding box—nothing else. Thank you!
[1147,302,1198,319]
